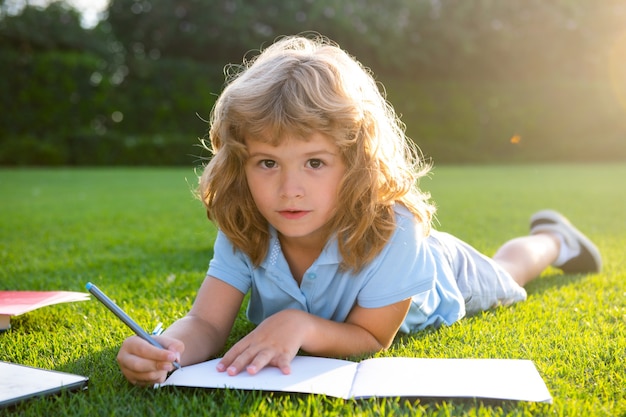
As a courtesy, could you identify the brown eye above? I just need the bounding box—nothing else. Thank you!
[307,159,324,169]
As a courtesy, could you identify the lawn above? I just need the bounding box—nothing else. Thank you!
[1,164,624,416]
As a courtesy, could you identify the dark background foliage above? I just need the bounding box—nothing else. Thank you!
[1,0,625,165]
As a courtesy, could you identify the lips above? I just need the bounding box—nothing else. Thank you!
[278,210,310,220]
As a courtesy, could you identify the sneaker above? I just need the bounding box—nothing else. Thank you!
[530,209,602,273]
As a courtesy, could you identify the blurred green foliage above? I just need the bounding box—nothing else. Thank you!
[1,0,625,165]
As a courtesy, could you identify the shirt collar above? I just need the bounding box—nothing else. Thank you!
[262,226,341,269]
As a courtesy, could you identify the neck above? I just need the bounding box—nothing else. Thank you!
[278,233,327,285]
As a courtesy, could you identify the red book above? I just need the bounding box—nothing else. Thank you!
[0,291,90,330]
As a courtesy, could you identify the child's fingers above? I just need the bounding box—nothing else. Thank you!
[120,336,179,362]
[116,350,172,385]
[117,347,174,372]
[224,347,258,376]
[123,335,181,363]
[153,335,185,357]
[217,339,248,374]
[117,335,183,385]
[217,313,302,376]
[247,351,292,375]
[271,355,292,375]
[243,349,274,375]
[218,345,293,376]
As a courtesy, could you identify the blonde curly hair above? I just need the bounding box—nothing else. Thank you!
[199,34,435,272]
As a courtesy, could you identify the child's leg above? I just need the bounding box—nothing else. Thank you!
[493,210,602,287]
[492,234,559,286]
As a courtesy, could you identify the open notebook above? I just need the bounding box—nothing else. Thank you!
[157,356,552,403]
[0,362,88,408]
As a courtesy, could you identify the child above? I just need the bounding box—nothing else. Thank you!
[116,35,602,385]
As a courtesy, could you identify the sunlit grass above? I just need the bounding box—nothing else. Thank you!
[1,165,624,416]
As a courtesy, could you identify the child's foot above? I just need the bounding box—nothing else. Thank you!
[530,210,602,273]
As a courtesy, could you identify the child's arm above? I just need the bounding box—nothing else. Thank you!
[116,276,244,385]
[218,298,412,376]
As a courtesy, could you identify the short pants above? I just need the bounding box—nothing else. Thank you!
[435,231,528,316]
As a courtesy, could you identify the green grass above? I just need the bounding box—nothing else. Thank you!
[1,165,625,416]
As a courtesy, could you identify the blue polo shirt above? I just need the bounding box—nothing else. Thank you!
[207,205,466,332]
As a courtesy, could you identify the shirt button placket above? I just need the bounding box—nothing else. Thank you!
[300,270,317,311]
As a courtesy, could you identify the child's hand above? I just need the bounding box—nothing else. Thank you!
[217,309,308,376]
[116,335,184,386]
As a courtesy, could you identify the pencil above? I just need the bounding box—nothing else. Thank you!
[86,282,181,370]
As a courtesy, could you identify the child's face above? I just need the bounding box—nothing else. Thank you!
[244,131,346,247]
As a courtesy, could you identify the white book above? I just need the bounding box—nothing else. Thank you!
[157,356,552,403]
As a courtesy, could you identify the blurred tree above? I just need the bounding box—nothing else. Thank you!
[402,0,626,79]
[0,0,111,56]
[104,0,432,74]
[0,1,120,165]
[2,0,625,165]
[104,0,625,79]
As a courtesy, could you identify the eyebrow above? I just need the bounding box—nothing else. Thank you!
[247,149,338,159]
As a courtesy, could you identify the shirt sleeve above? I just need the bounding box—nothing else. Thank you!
[356,209,438,309]
[206,230,252,295]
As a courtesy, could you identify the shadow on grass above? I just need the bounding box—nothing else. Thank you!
[392,270,592,346]
[523,270,588,295]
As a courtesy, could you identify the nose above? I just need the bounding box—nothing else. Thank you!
[279,169,304,199]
